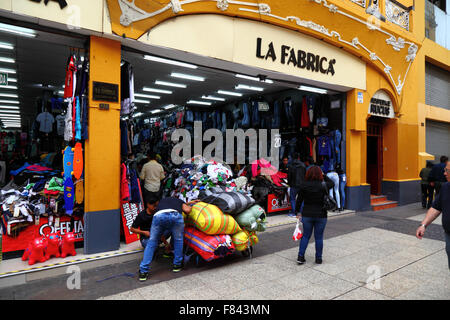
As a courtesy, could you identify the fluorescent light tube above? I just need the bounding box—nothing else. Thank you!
[144,55,197,69]
[163,104,177,110]
[217,90,243,97]
[0,68,16,74]
[202,95,225,101]
[150,109,162,114]
[134,99,150,104]
[0,105,19,110]
[298,85,328,94]
[0,109,19,114]
[0,42,13,50]
[0,85,18,90]
[0,114,21,117]
[0,57,15,64]
[235,84,264,92]
[0,23,36,38]
[143,87,172,94]
[7,78,17,83]
[135,93,161,99]
[187,100,212,106]
[170,72,205,81]
[0,93,18,98]
[0,100,19,104]
[155,80,187,88]
[235,74,273,84]
[132,112,143,118]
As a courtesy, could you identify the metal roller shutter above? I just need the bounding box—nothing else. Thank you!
[425,62,450,110]
[426,120,450,160]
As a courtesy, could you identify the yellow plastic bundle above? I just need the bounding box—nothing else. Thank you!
[231,230,259,251]
[186,202,241,235]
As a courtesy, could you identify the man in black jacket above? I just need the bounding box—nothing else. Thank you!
[288,153,306,217]
[429,156,448,196]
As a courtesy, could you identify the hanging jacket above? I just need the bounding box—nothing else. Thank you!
[63,56,76,99]
[301,96,310,128]
[121,163,130,202]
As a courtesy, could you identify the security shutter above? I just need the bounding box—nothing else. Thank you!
[426,120,450,160]
[425,62,450,110]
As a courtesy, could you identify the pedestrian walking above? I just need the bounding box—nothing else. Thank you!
[419,161,434,209]
[287,153,306,217]
[296,165,334,265]
[416,160,450,270]
[429,156,448,196]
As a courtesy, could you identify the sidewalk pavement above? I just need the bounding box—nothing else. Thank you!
[98,205,450,300]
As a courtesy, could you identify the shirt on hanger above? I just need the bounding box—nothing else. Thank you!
[36,112,55,133]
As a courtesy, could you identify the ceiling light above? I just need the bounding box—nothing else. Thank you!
[0,109,19,114]
[170,72,205,81]
[132,112,143,118]
[0,105,19,110]
[163,104,177,110]
[57,91,64,95]
[135,93,161,99]
[0,85,17,90]
[187,100,212,106]
[0,93,18,98]
[134,99,150,104]
[0,23,36,38]
[217,90,243,97]
[142,87,172,94]
[235,84,264,92]
[155,80,187,88]
[0,57,15,64]
[143,55,197,69]
[202,95,225,102]
[298,85,328,94]
[235,74,273,84]
[151,109,162,114]
[0,100,19,104]
[0,42,13,50]
[7,78,17,83]
[0,68,16,74]
[0,113,20,117]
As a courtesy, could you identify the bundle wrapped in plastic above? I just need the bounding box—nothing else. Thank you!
[234,205,267,232]
[231,229,259,251]
[200,191,255,216]
[185,201,241,235]
[184,226,235,261]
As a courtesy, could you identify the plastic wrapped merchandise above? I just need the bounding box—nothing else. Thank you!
[200,192,255,216]
[186,202,241,235]
[184,226,235,261]
[234,205,267,232]
[231,229,259,251]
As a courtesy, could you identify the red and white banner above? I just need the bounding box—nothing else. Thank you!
[2,216,84,253]
[267,193,291,213]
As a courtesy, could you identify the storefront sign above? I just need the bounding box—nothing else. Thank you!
[29,0,68,9]
[93,82,119,102]
[267,193,291,213]
[0,72,7,86]
[256,37,336,76]
[120,202,142,244]
[2,216,84,253]
[368,90,395,118]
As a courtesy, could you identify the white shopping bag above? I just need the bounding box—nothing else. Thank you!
[292,219,303,241]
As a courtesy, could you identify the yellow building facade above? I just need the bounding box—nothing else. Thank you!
[0,0,448,253]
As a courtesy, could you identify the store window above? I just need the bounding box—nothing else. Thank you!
[0,23,88,259]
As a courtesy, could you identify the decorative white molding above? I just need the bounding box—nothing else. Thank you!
[114,0,418,95]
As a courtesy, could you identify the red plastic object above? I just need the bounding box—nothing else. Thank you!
[22,237,48,265]
[60,232,77,258]
[45,233,62,259]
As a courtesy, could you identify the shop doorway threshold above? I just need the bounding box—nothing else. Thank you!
[0,241,144,288]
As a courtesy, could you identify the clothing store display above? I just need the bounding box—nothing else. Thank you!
[326,171,340,209]
[36,112,55,134]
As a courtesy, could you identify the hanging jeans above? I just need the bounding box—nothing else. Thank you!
[327,172,340,209]
[271,100,280,129]
[339,173,346,209]
[279,139,289,160]
[139,210,184,273]
[298,216,327,259]
[288,137,297,160]
[289,187,299,214]
[334,130,342,165]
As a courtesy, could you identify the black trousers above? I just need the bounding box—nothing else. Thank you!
[421,184,434,209]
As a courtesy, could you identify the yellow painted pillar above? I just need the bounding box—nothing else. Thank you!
[84,36,122,254]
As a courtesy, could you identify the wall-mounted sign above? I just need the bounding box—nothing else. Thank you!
[358,92,364,104]
[368,90,395,118]
[29,0,68,9]
[99,103,110,110]
[256,37,337,76]
[0,72,7,86]
[93,81,119,103]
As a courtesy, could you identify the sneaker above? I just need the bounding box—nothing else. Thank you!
[315,258,323,264]
[172,264,183,272]
[138,271,148,282]
[297,256,306,265]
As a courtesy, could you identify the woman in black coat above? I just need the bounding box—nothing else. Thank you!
[296,165,334,265]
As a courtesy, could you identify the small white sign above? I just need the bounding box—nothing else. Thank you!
[368,90,394,118]
[357,92,364,104]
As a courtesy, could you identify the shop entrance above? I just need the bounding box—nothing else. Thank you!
[366,117,384,195]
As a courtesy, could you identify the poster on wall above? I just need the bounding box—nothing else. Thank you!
[2,215,84,253]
